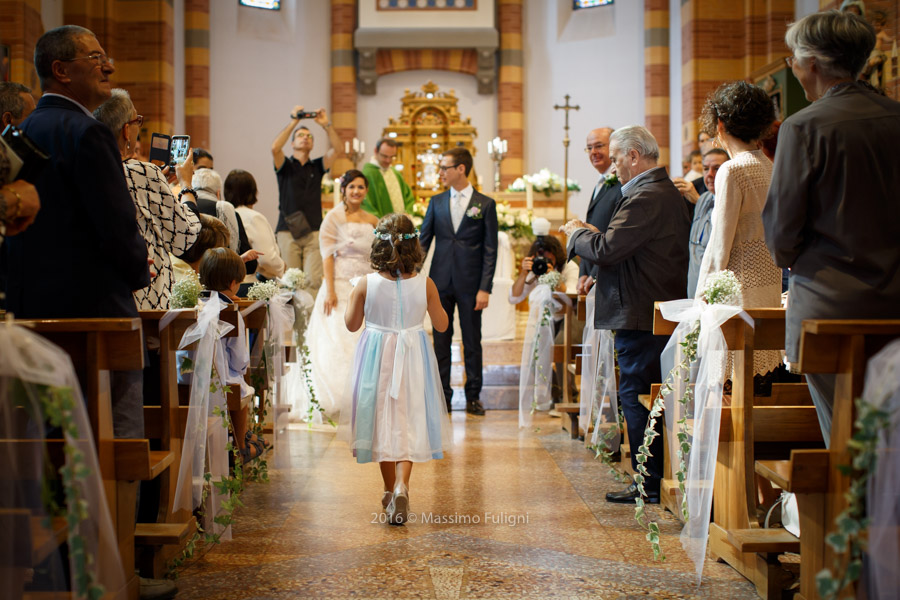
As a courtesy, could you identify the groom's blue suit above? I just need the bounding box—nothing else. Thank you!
[420,187,498,409]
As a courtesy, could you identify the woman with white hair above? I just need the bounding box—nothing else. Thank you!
[93,88,200,310]
[762,10,900,443]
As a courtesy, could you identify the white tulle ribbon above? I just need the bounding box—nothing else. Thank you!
[263,291,296,467]
[173,294,233,513]
[0,320,127,597]
[657,298,750,582]
[863,339,900,599]
[578,287,620,450]
[519,284,563,428]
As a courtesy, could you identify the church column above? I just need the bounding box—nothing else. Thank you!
[331,0,357,151]
[64,0,115,48]
[644,0,670,168]
[497,0,523,190]
[0,0,43,92]
[112,0,175,139]
[184,0,210,148]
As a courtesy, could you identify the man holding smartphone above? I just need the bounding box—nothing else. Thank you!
[271,104,344,293]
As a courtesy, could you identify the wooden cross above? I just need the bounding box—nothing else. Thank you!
[553,94,580,222]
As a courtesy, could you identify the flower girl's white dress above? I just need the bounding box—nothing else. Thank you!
[345,273,452,463]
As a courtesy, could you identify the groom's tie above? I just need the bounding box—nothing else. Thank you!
[451,191,465,232]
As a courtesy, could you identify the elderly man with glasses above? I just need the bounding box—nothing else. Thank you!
[361,138,416,218]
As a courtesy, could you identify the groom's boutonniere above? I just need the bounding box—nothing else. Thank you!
[466,202,484,219]
[603,173,619,188]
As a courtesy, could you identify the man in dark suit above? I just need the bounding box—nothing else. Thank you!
[7,25,149,320]
[420,147,498,415]
[577,127,622,296]
[562,126,690,503]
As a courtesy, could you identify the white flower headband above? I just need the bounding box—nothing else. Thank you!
[374,229,419,245]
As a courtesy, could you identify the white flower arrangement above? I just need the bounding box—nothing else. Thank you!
[280,268,309,291]
[247,280,280,301]
[170,271,202,309]
[321,174,335,195]
[537,270,562,290]
[496,201,533,239]
[701,270,743,306]
[507,168,581,196]
[410,199,428,228]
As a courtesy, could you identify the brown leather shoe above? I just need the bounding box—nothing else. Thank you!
[466,400,485,415]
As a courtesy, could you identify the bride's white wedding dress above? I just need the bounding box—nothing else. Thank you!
[305,210,374,418]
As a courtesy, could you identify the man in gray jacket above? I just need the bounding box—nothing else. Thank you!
[562,125,690,503]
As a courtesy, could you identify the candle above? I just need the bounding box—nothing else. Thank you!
[333,177,340,206]
[353,138,359,152]
[344,140,349,154]
[502,139,508,154]
[525,180,534,211]
[488,140,494,154]
[360,140,365,155]
[477,175,483,187]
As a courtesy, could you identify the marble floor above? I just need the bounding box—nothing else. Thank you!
[174,411,759,599]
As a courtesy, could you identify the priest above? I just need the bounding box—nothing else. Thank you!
[362,138,416,217]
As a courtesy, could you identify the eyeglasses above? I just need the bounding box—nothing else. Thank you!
[784,56,795,68]
[438,164,460,171]
[294,132,313,139]
[584,143,607,154]
[377,152,396,161]
[63,53,114,67]
[127,115,143,127]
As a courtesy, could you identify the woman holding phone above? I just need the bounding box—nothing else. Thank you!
[94,87,201,310]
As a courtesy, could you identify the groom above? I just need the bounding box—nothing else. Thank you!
[420,147,498,415]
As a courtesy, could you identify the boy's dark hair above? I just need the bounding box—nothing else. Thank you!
[442,147,473,176]
[224,169,258,207]
[528,235,566,269]
[198,247,246,292]
[370,213,425,275]
[179,214,229,264]
[688,149,702,160]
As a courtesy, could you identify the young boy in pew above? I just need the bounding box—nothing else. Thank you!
[176,247,266,462]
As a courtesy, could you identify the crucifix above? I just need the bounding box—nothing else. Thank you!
[553,94,580,223]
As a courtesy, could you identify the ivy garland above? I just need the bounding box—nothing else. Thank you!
[299,343,335,427]
[28,382,106,600]
[815,396,892,599]
[632,321,699,560]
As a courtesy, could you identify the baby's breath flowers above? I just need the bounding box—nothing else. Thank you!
[247,280,280,301]
[701,270,743,306]
[280,268,309,291]
[170,271,202,308]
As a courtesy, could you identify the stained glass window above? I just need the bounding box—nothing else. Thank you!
[574,0,613,9]
[239,0,280,10]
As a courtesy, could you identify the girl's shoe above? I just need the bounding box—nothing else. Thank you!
[390,483,409,525]
[382,491,393,510]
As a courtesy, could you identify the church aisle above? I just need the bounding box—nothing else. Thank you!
[175,412,759,599]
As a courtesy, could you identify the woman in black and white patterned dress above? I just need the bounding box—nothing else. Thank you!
[94,88,201,309]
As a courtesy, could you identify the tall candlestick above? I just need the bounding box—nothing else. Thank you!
[333,177,340,206]
[525,181,534,211]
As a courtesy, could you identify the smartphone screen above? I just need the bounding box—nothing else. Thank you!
[170,135,191,166]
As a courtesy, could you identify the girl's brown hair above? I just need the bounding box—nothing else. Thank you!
[198,247,246,292]
[370,213,425,275]
[179,214,229,264]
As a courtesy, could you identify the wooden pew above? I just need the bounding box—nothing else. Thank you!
[137,309,199,577]
[652,306,823,599]
[754,319,900,600]
[15,318,149,600]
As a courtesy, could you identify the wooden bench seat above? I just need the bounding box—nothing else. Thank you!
[134,519,196,547]
[555,402,580,439]
[728,528,800,553]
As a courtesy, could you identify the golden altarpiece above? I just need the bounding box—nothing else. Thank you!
[379,81,479,199]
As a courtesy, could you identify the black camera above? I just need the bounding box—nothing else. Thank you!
[291,111,318,120]
[531,236,549,276]
[1,125,50,184]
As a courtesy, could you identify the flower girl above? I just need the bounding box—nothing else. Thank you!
[344,213,452,524]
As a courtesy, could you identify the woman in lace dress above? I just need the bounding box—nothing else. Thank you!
[695,81,783,378]
[307,170,379,416]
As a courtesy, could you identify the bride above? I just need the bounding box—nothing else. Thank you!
[306,170,379,417]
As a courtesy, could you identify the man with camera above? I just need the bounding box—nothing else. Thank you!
[562,126,690,504]
[271,104,344,293]
[577,127,622,296]
[420,147,498,415]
